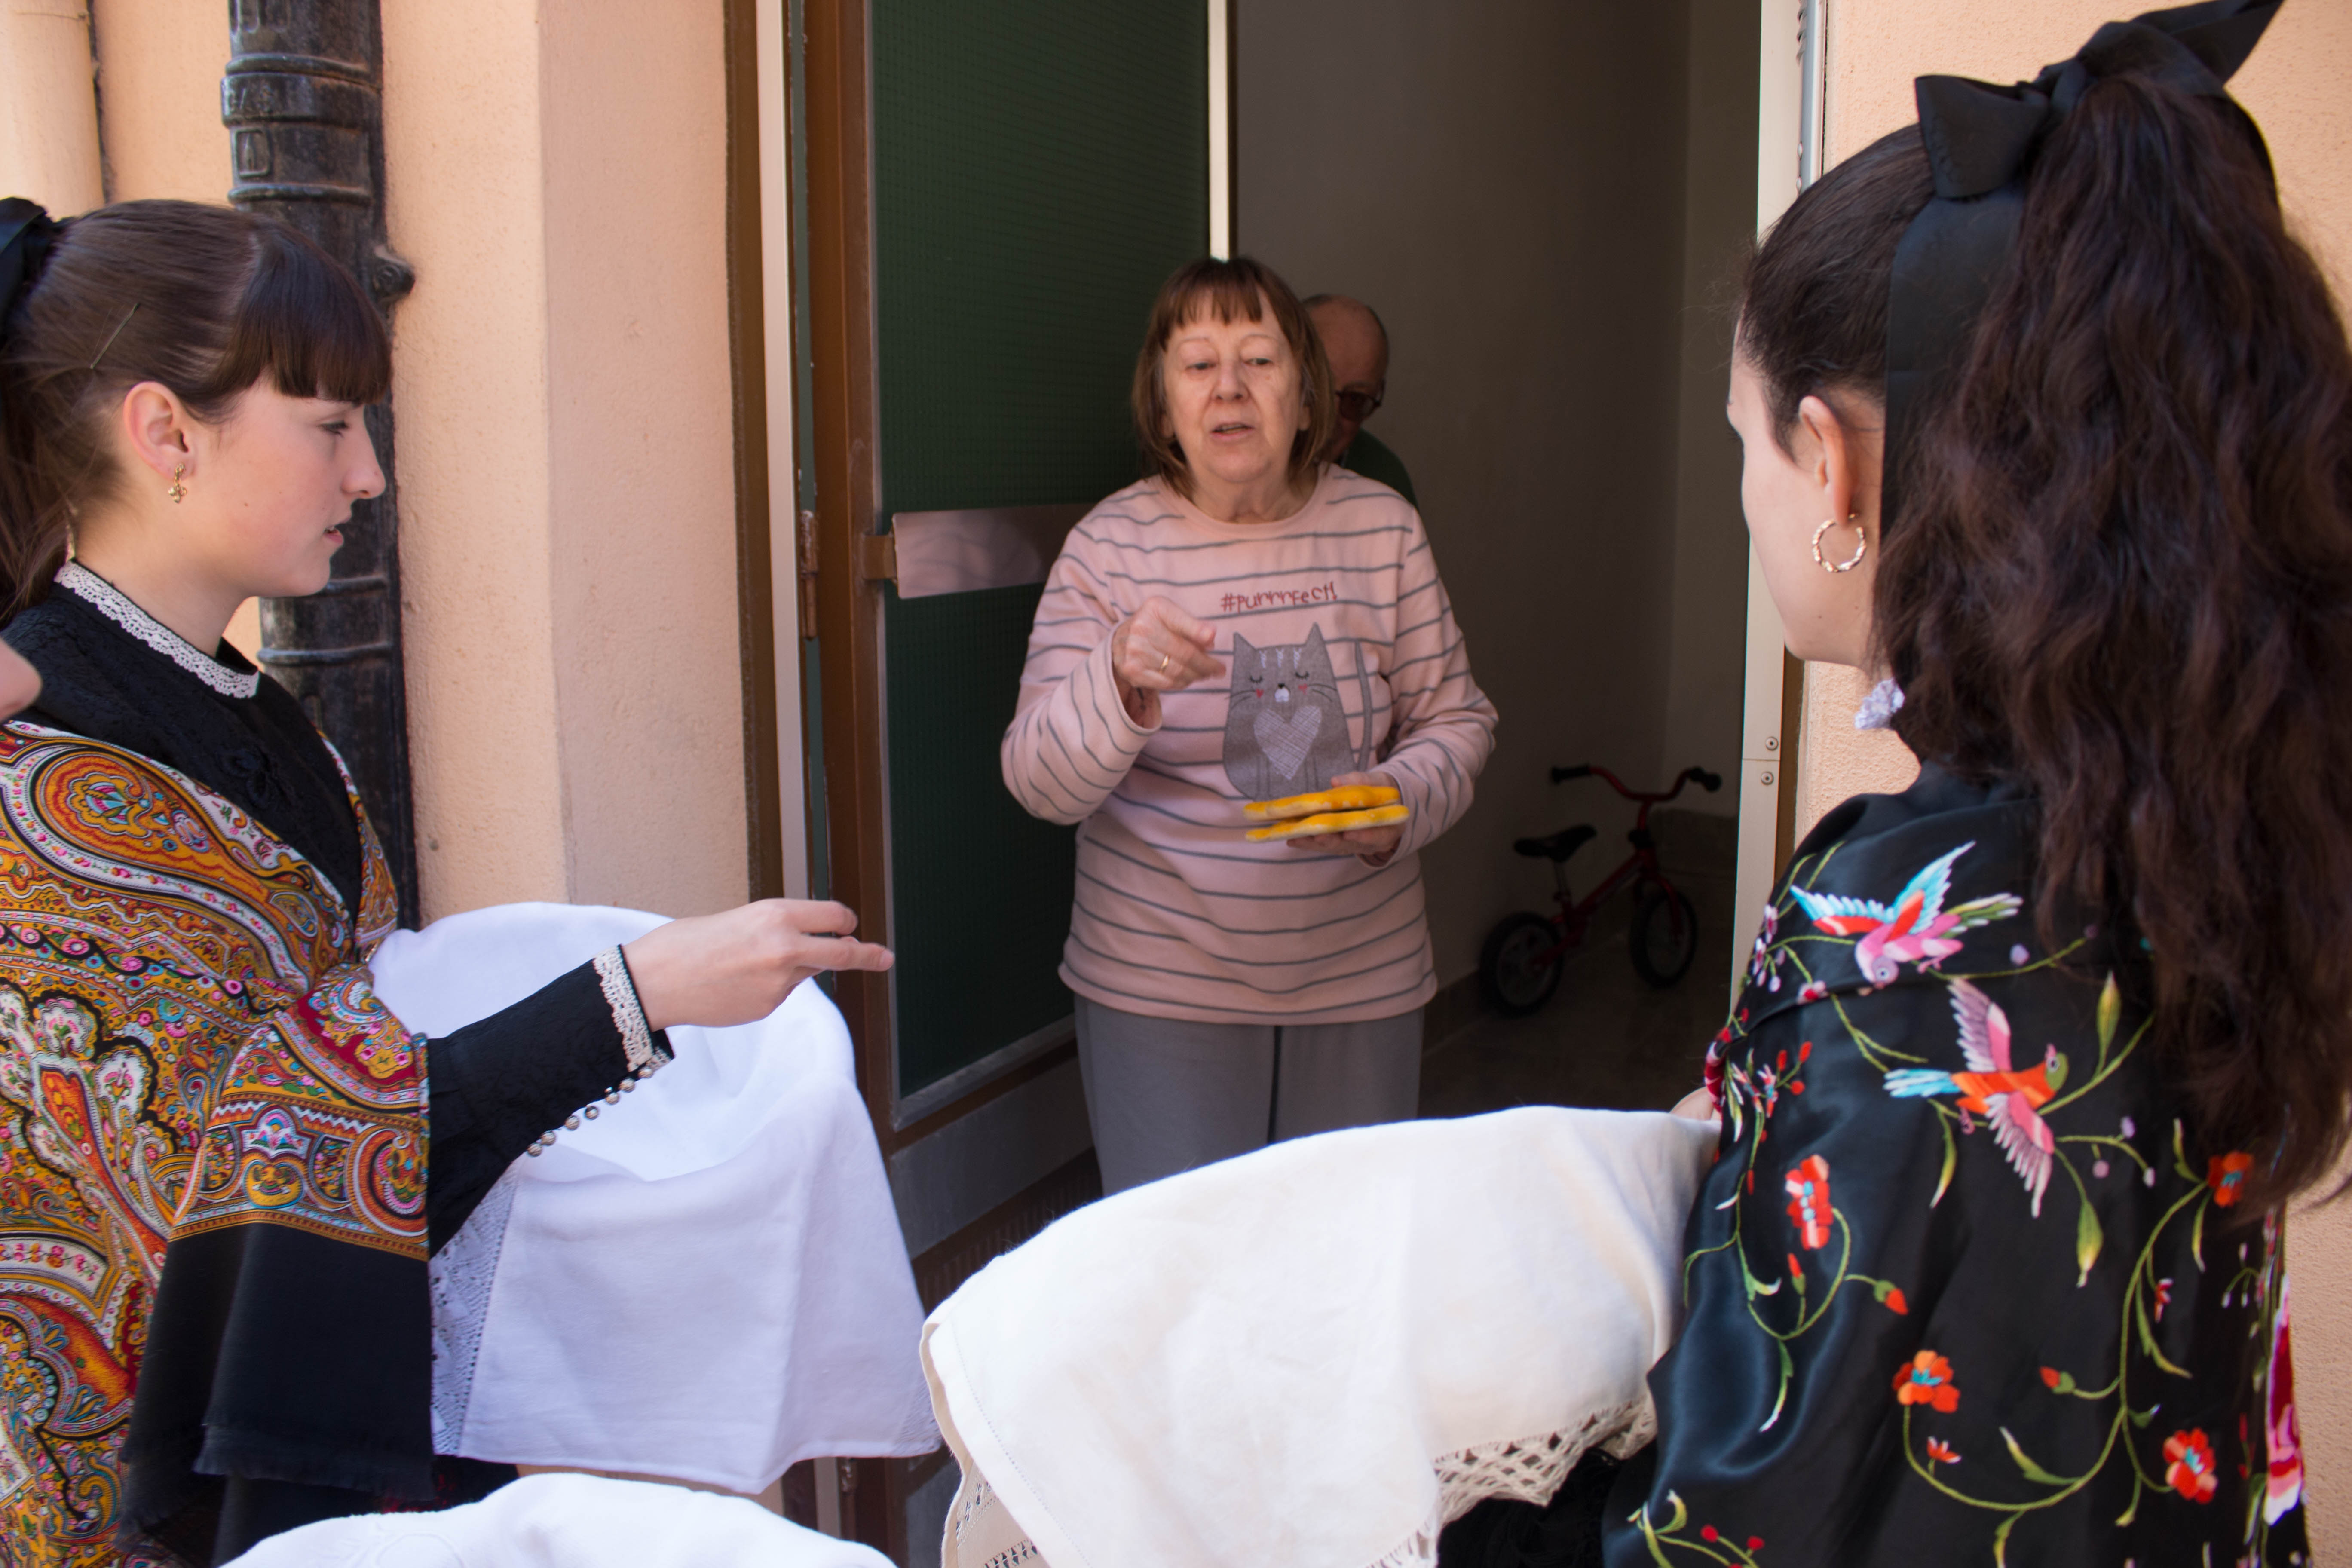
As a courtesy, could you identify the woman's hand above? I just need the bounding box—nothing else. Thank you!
[1671,1086,1720,1123]
[622,900,894,1032]
[1109,597,1222,726]
[0,642,40,721]
[1284,771,1406,861]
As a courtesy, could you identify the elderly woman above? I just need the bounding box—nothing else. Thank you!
[1001,256,1495,1194]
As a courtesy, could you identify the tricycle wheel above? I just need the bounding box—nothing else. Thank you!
[1481,911,1565,1017]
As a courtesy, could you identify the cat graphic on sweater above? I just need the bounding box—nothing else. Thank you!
[1222,625,1368,801]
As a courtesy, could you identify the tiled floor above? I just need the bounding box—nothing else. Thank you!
[1419,812,1743,1119]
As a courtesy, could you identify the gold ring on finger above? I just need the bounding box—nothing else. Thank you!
[1158,652,1170,674]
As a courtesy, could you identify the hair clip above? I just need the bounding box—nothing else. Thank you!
[89,302,140,371]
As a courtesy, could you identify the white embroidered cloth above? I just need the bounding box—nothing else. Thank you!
[922,1106,1717,1568]
[368,903,938,1495]
[221,1472,894,1568]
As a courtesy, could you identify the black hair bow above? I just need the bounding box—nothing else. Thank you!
[0,198,61,344]
[0,198,64,433]
[1883,0,2282,528]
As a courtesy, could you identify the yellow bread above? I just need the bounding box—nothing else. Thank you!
[1242,784,1403,822]
[1244,802,1410,841]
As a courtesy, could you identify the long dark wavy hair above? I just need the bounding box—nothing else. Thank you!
[0,199,389,619]
[1741,83,2352,1207]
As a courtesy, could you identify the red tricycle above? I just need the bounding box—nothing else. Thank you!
[1478,762,1723,1016]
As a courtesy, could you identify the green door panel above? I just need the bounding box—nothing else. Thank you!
[873,0,1207,1102]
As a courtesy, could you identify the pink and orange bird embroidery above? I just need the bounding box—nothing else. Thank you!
[1884,980,2070,1215]
[1787,842,2021,986]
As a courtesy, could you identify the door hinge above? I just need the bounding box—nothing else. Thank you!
[858,532,897,584]
[796,509,819,630]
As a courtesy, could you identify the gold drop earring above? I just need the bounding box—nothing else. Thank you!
[1812,512,1865,573]
[166,463,187,504]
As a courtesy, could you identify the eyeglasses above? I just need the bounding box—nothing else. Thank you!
[1335,389,1384,422]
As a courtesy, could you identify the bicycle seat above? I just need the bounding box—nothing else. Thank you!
[1512,824,1597,863]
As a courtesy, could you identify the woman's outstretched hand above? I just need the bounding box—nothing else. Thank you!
[1110,596,1222,726]
[622,900,894,1032]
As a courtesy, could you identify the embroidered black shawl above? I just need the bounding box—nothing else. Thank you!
[1599,767,2306,1566]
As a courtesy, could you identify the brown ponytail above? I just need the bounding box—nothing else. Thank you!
[1743,82,2352,1206]
[0,199,389,618]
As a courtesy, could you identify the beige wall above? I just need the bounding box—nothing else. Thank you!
[0,0,102,215]
[1810,0,2352,1548]
[1240,0,1753,988]
[383,0,750,921]
[537,0,749,912]
[88,0,229,205]
[378,0,569,913]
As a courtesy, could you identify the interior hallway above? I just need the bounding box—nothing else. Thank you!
[1420,809,1738,1118]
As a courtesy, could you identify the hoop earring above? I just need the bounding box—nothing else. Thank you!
[166,463,187,504]
[1812,514,1865,573]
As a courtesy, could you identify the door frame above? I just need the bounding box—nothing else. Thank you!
[746,0,810,905]
[1733,0,1828,987]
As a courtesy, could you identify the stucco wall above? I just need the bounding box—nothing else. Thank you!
[0,0,101,215]
[378,0,570,914]
[536,0,749,913]
[383,0,750,920]
[1813,0,2352,1547]
[87,0,229,206]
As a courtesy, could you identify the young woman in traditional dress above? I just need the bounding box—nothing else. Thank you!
[1466,3,2337,1562]
[0,198,893,1566]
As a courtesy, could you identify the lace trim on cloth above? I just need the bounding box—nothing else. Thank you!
[592,945,663,1074]
[430,1167,522,1453]
[943,1397,1657,1568]
[53,560,261,699]
[1365,1396,1658,1568]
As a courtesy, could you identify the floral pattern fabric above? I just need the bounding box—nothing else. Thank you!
[1606,769,2306,1568]
[0,722,423,1567]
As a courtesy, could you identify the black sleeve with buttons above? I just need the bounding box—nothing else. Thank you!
[424,948,674,1253]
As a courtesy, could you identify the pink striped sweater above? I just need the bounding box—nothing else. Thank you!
[1001,467,1497,1024]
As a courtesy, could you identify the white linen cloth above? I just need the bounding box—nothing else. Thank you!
[922,1106,1717,1568]
[222,1472,894,1568]
[368,902,938,1495]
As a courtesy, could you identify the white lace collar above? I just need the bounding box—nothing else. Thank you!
[55,561,261,700]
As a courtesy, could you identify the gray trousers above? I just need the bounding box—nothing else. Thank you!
[1074,995,1424,1195]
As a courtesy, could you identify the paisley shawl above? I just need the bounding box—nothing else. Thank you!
[1602,768,2306,1567]
[0,719,427,1567]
